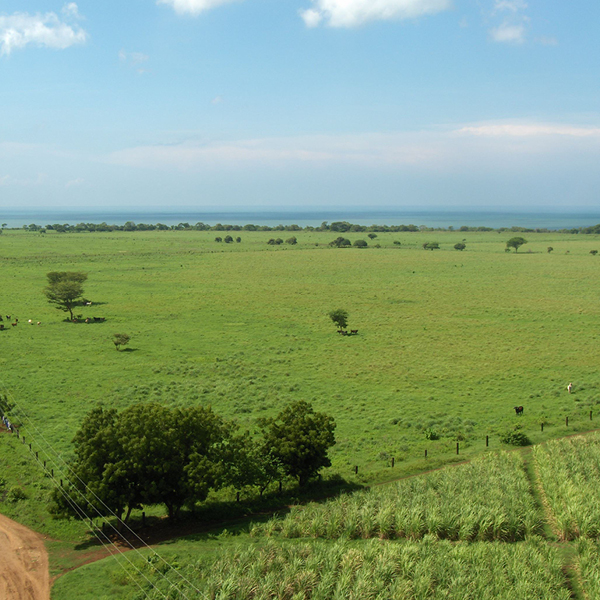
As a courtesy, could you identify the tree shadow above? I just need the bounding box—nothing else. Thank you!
[121,348,138,353]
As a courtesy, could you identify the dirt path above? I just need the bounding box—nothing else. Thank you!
[0,513,49,600]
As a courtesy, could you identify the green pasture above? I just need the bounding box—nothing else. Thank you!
[1,228,599,477]
[1,227,600,587]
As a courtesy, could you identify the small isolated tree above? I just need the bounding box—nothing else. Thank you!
[547,247,554,253]
[393,240,401,246]
[285,236,297,245]
[328,308,348,331]
[113,333,131,351]
[329,237,351,248]
[367,233,377,240]
[590,250,598,255]
[353,239,368,248]
[454,243,466,251]
[224,235,233,243]
[506,237,527,252]
[423,242,440,251]
[44,272,88,321]
[235,237,241,243]
[259,400,336,487]
[214,237,222,242]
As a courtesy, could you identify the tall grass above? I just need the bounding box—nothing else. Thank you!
[576,538,600,598]
[252,452,542,541]
[534,433,600,540]
[139,537,570,600]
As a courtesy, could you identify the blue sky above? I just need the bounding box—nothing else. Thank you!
[0,0,599,211]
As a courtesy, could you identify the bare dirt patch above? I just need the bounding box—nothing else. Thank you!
[0,513,49,600]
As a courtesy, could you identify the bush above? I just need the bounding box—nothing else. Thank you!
[224,235,233,243]
[423,242,440,250]
[329,237,351,248]
[6,486,27,502]
[590,250,598,255]
[393,241,401,245]
[454,243,466,251]
[500,426,531,446]
[235,237,241,243]
[215,237,222,242]
[286,236,297,245]
[424,428,439,441]
[353,240,368,248]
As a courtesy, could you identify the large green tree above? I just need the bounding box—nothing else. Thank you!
[328,308,348,330]
[259,400,336,487]
[44,271,88,321]
[506,237,528,253]
[52,403,233,523]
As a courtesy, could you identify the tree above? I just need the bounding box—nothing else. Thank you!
[506,237,527,252]
[215,237,222,242]
[591,250,598,255]
[44,272,88,321]
[286,236,297,245]
[547,247,554,253]
[329,237,351,248]
[353,239,368,248]
[423,242,440,250]
[259,400,336,487]
[113,333,130,351]
[454,243,466,251]
[51,403,233,523]
[367,233,377,240]
[224,235,233,243]
[235,237,241,243]
[328,308,348,330]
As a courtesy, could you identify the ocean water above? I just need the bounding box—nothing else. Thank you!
[1,209,599,230]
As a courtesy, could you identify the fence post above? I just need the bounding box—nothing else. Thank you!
[354,465,358,475]
[486,435,489,447]
[541,422,544,432]
[142,512,146,526]
[236,491,240,502]
[591,410,593,421]
[425,449,428,459]
[566,416,569,427]
[456,442,459,455]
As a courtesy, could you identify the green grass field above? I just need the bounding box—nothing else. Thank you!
[1,227,600,596]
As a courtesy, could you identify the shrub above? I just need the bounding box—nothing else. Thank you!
[500,425,531,446]
[590,250,598,255]
[224,235,233,243]
[353,240,368,248]
[367,233,377,240]
[454,243,466,251]
[214,237,222,242]
[330,237,351,248]
[423,242,440,250]
[393,240,401,245]
[424,428,439,440]
[6,486,27,502]
[286,236,297,245]
[547,247,553,253]
[235,237,241,243]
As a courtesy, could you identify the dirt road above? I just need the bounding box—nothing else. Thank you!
[0,513,49,600]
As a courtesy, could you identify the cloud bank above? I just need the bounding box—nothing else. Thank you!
[299,0,451,28]
[157,0,241,16]
[0,4,87,56]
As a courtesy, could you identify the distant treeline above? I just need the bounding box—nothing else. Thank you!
[6,220,600,234]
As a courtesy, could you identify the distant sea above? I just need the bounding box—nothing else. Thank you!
[1,210,600,230]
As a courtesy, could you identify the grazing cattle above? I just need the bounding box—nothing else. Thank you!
[567,383,572,394]
[11,322,17,327]
[6,315,10,320]
[514,406,524,416]
[0,324,4,330]
[350,330,358,335]
[93,317,106,322]
[85,301,92,306]
[37,322,41,326]
[85,318,91,324]
[28,319,33,324]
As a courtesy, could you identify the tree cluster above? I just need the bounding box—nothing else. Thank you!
[52,400,335,523]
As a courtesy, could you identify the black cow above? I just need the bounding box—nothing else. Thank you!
[514,406,524,416]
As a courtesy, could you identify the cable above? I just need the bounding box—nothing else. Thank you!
[0,383,200,599]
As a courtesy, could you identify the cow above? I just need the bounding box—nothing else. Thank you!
[567,383,572,394]
[350,330,358,335]
[514,406,524,416]
[11,322,17,327]
[85,301,92,306]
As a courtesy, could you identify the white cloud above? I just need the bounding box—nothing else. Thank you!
[0,5,87,56]
[119,50,149,65]
[61,3,82,19]
[490,22,525,44]
[65,178,84,188]
[157,0,241,16]
[103,121,600,173]
[457,123,600,138]
[211,95,223,105]
[299,0,451,28]
[493,0,527,13]
[536,36,558,46]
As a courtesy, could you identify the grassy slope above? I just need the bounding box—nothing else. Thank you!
[0,228,599,586]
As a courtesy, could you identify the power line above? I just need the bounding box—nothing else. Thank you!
[0,383,201,599]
